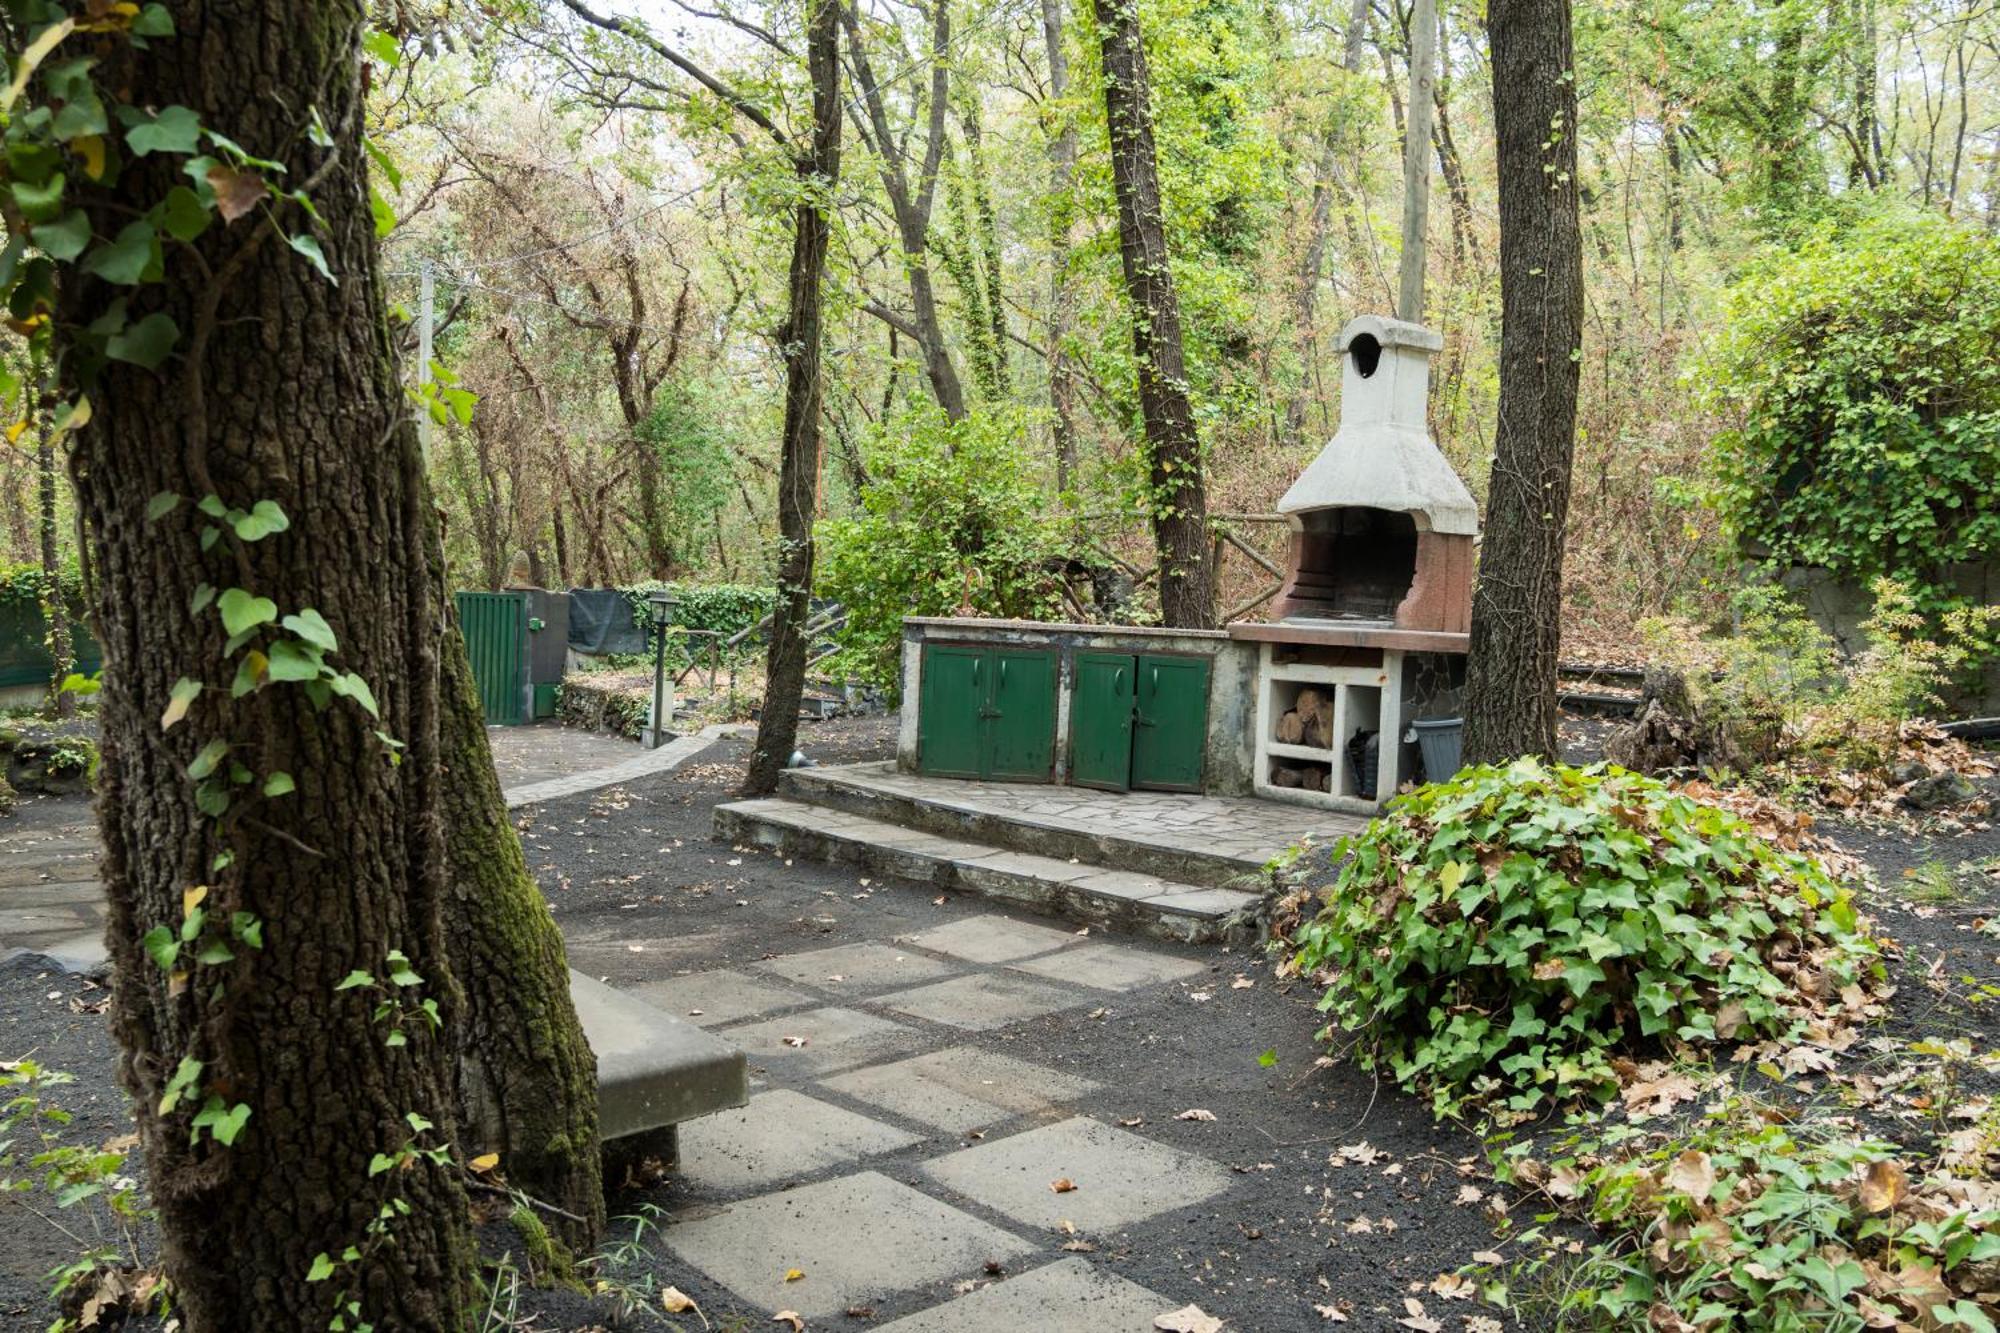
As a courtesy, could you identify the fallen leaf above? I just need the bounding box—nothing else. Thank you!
[1231,976,1255,989]
[467,1152,500,1174]
[1154,1304,1224,1333]
[1429,1273,1475,1301]
[1315,1302,1350,1322]
[1051,1177,1077,1193]
[661,1287,699,1314]
[1176,1108,1217,1122]
[1062,1239,1097,1252]
[773,1312,805,1332]
[782,1036,810,1048]
[1398,1298,1443,1332]
[1859,1159,1907,1214]
[1665,1150,1715,1203]
[1118,1116,1145,1127]
[784,1267,805,1282]
[1455,1185,1483,1206]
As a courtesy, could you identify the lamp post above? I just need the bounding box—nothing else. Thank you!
[643,589,679,749]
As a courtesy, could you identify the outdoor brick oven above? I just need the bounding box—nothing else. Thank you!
[1227,314,1477,812]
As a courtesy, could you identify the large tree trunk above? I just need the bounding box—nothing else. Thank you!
[745,0,842,795]
[55,3,473,1327]
[1093,0,1214,629]
[437,608,603,1248]
[1461,0,1584,765]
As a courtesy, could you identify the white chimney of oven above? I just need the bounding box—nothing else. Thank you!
[1277,314,1477,535]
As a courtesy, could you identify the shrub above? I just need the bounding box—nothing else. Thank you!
[1640,580,1997,773]
[1501,1095,2000,1331]
[1287,760,1883,1119]
[1705,209,2000,621]
[816,403,1073,690]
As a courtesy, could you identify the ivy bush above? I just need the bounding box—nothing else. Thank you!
[620,581,775,644]
[816,403,1073,690]
[1288,760,1883,1119]
[1705,209,2000,618]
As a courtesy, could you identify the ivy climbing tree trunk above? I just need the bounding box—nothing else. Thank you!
[1039,0,1081,489]
[436,604,603,1249]
[35,380,75,717]
[745,0,842,795]
[1093,0,1214,628]
[1461,0,1583,765]
[52,2,473,1327]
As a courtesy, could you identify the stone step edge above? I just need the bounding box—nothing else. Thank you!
[714,798,1260,946]
[774,766,1265,891]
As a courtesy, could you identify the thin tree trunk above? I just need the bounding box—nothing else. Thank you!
[35,398,75,718]
[1041,0,1080,489]
[1462,0,1584,765]
[1093,0,1214,628]
[746,0,842,794]
[57,2,473,1326]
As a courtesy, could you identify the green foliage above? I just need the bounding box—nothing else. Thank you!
[1706,211,2000,619]
[1642,580,1998,772]
[1500,1095,2000,1331]
[816,404,1074,689]
[635,384,736,561]
[620,580,775,651]
[1287,759,1883,1120]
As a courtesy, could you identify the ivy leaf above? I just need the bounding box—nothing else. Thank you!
[369,185,396,239]
[186,738,228,780]
[194,941,234,966]
[141,926,179,974]
[230,912,262,948]
[160,676,200,730]
[157,1055,201,1114]
[10,172,66,223]
[334,970,374,991]
[79,220,160,286]
[192,1096,251,1146]
[328,671,379,718]
[361,29,403,69]
[282,608,337,653]
[145,491,181,522]
[216,587,277,637]
[204,162,267,224]
[124,105,201,157]
[307,1253,336,1283]
[51,86,106,141]
[131,4,174,37]
[261,771,295,798]
[28,209,89,261]
[158,186,211,242]
[287,232,336,285]
[106,312,179,370]
[229,498,289,542]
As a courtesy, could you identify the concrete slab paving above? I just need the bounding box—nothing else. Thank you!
[820,1046,1100,1135]
[903,913,1080,965]
[876,971,1088,1032]
[626,969,818,1028]
[922,1116,1233,1233]
[756,941,960,996]
[662,1170,1036,1321]
[677,1089,920,1192]
[1009,943,1210,993]
[723,1005,927,1076]
[870,1258,1171,1332]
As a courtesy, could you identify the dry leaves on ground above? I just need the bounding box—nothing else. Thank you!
[1154,1305,1225,1333]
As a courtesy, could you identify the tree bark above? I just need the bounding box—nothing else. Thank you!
[35,380,75,717]
[436,603,603,1248]
[1092,0,1214,628]
[1040,0,1081,488]
[745,0,842,795]
[56,3,473,1326]
[1462,0,1584,765]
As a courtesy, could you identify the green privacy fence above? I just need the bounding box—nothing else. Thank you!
[456,591,529,727]
[0,567,99,690]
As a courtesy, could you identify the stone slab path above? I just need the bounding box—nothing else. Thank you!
[612,909,1237,1329]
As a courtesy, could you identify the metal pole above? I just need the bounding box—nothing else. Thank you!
[1397,0,1437,324]
[416,258,436,463]
[648,623,666,749]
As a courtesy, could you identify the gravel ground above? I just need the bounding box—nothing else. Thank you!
[0,713,1993,1332]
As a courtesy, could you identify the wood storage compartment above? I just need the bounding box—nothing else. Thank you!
[1254,643,1410,813]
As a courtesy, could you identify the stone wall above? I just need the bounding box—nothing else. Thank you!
[1779,563,2000,717]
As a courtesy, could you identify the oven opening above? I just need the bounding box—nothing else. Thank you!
[1284,507,1417,623]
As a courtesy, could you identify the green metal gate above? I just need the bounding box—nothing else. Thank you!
[916,644,1056,781]
[1068,651,1210,792]
[456,591,529,726]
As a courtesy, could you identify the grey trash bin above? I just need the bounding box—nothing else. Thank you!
[1410,717,1464,784]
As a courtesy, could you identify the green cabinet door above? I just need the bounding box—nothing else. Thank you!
[1133,653,1210,792]
[1070,652,1136,790]
[918,645,984,778]
[988,649,1056,780]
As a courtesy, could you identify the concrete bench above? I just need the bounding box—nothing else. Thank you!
[568,969,747,1171]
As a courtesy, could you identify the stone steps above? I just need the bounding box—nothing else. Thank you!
[775,764,1272,890]
[713,797,1263,945]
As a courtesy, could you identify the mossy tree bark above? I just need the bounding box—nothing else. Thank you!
[436,607,604,1249]
[56,2,474,1327]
